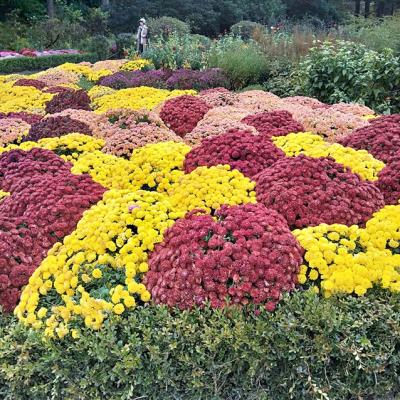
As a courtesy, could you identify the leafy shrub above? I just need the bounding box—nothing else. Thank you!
[0,291,398,399]
[0,53,98,74]
[147,16,191,40]
[143,33,207,70]
[230,20,265,40]
[299,40,400,113]
[207,36,269,90]
[79,34,113,60]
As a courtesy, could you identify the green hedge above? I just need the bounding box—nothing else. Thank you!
[0,290,399,400]
[0,53,99,74]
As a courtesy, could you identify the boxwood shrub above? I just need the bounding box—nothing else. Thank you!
[0,290,399,400]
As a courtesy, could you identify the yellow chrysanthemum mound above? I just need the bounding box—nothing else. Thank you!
[88,85,116,100]
[273,132,385,181]
[0,133,105,162]
[120,59,153,71]
[15,190,184,338]
[167,165,257,213]
[91,86,197,114]
[294,205,400,297]
[130,141,191,193]
[0,83,53,114]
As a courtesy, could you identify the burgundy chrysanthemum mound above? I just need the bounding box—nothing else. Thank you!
[159,95,211,137]
[24,115,92,142]
[255,155,385,229]
[184,129,285,178]
[0,112,42,125]
[145,203,303,310]
[375,152,400,205]
[0,148,105,312]
[45,89,91,114]
[337,114,400,162]
[241,110,304,138]
[43,86,75,95]
[13,79,47,90]
[0,148,72,191]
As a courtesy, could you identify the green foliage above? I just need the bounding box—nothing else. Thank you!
[208,35,269,90]
[299,40,400,113]
[147,16,191,40]
[79,34,113,60]
[230,20,265,40]
[0,53,98,74]
[343,15,400,54]
[143,33,208,70]
[0,291,399,399]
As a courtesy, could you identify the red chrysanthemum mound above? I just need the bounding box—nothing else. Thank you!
[0,148,71,191]
[0,112,42,125]
[43,86,75,95]
[241,110,304,138]
[159,95,211,137]
[146,203,303,310]
[375,152,400,205]
[13,79,47,90]
[24,115,92,142]
[337,114,400,163]
[184,129,285,178]
[0,148,105,312]
[45,89,91,114]
[255,155,385,228]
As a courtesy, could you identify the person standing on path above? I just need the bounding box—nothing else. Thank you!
[137,18,149,54]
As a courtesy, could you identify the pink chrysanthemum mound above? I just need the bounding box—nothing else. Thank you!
[337,114,400,162]
[198,87,237,107]
[184,129,285,177]
[45,89,91,114]
[255,155,385,229]
[160,95,211,137]
[145,203,303,310]
[0,112,42,125]
[375,152,400,205]
[242,110,304,138]
[281,96,329,110]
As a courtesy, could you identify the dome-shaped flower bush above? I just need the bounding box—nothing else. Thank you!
[198,87,237,107]
[24,115,92,142]
[375,152,400,205]
[13,79,47,90]
[145,203,303,310]
[241,110,304,138]
[0,112,42,125]
[281,96,328,110]
[233,90,282,112]
[0,118,30,146]
[338,115,400,162]
[329,102,375,117]
[168,165,256,214]
[160,95,210,137]
[184,129,285,178]
[45,89,91,114]
[255,155,385,228]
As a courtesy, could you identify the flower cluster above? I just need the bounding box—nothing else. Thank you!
[120,59,153,71]
[0,111,42,125]
[25,115,92,142]
[329,102,375,117]
[160,95,210,136]
[273,132,385,181]
[13,78,46,90]
[0,118,30,146]
[375,152,400,205]
[241,110,304,138]
[33,68,80,87]
[92,87,196,114]
[281,96,328,110]
[198,87,237,107]
[146,203,303,310]
[15,190,183,336]
[99,70,170,90]
[0,148,105,312]
[255,155,384,229]
[338,114,400,162]
[87,85,116,100]
[167,165,256,214]
[45,89,92,114]
[233,90,282,112]
[184,129,285,178]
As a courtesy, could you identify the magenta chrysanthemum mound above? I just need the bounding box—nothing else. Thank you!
[45,89,91,114]
[255,155,385,229]
[184,129,285,178]
[375,152,400,205]
[24,115,92,142]
[145,204,303,310]
[241,110,304,138]
[338,114,400,162]
[159,95,211,137]
[0,148,105,312]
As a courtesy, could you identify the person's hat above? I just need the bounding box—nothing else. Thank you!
[139,18,146,23]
